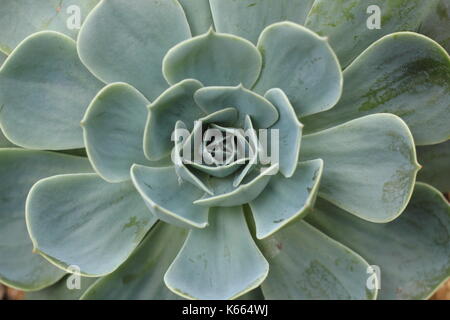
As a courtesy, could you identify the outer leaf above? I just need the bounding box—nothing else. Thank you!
[253,22,342,117]
[82,83,152,182]
[82,223,187,300]
[420,0,450,53]
[307,183,450,299]
[178,0,214,36]
[77,0,191,101]
[417,140,450,192]
[305,0,439,67]
[163,29,262,89]
[264,88,303,177]
[300,114,420,223]
[303,32,450,146]
[259,221,377,300]
[0,0,99,54]
[165,206,269,300]
[0,149,93,290]
[144,79,205,161]
[194,85,279,128]
[131,165,209,229]
[250,159,324,239]
[0,31,104,150]
[26,174,157,276]
[194,164,279,207]
[25,276,97,300]
[209,0,315,44]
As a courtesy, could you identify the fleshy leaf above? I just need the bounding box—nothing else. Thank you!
[305,0,440,67]
[199,107,238,126]
[82,83,152,182]
[144,79,205,161]
[82,223,187,300]
[300,114,420,223]
[250,159,324,239]
[0,50,6,66]
[194,85,278,128]
[25,276,97,300]
[253,22,342,117]
[131,165,209,229]
[209,0,315,44]
[165,206,269,300]
[26,174,157,276]
[0,0,99,54]
[194,164,279,207]
[420,0,450,53]
[417,140,450,192]
[307,183,450,300]
[259,220,376,300]
[77,0,191,101]
[178,0,214,36]
[0,149,93,290]
[163,29,262,89]
[0,31,104,150]
[265,88,303,177]
[302,32,450,146]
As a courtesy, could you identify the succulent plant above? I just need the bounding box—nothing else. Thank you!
[0,0,449,300]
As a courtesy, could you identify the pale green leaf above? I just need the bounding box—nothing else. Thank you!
[307,183,450,299]
[300,114,420,222]
[209,0,315,44]
[163,29,262,89]
[259,221,376,300]
[165,206,269,300]
[250,159,323,239]
[77,0,191,101]
[26,174,157,276]
[0,149,92,290]
[0,31,104,149]
[303,32,450,146]
[253,22,343,117]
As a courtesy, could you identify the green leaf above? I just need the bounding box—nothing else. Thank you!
[131,165,209,229]
[305,0,439,67]
[303,32,450,146]
[0,149,92,290]
[25,275,97,300]
[194,164,279,207]
[264,88,303,177]
[178,0,214,36]
[417,140,450,192]
[209,0,315,44]
[250,159,323,239]
[300,114,420,223]
[26,174,157,276]
[77,0,191,101]
[144,79,205,161]
[307,183,450,299]
[420,0,450,53]
[194,84,279,128]
[0,31,104,150]
[253,22,342,117]
[0,0,99,54]
[82,223,187,300]
[259,220,376,300]
[82,83,152,183]
[165,206,269,300]
[163,29,262,89]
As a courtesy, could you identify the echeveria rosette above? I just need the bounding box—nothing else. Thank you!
[0,0,448,300]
